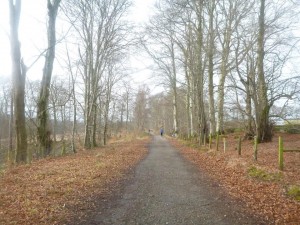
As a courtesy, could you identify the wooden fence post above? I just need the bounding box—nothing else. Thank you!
[254,136,258,161]
[62,141,66,156]
[216,134,219,151]
[279,136,283,170]
[238,136,242,156]
[223,137,226,153]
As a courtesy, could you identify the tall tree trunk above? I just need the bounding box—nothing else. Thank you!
[92,104,97,147]
[84,103,91,148]
[37,0,61,157]
[245,76,254,139]
[185,64,192,138]
[66,48,77,153]
[60,105,65,141]
[256,0,272,143]
[83,57,92,148]
[71,95,76,153]
[244,57,255,139]
[103,99,110,146]
[9,91,14,157]
[52,102,57,142]
[170,39,179,135]
[9,0,28,163]
[173,93,178,135]
[125,91,129,131]
[195,0,207,145]
[217,66,226,134]
[97,97,103,145]
[207,0,216,136]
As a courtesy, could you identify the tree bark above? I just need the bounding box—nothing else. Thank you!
[195,0,207,145]
[37,0,61,157]
[256,0,272,143]
[9,0,28,163]
[207,0,216,136]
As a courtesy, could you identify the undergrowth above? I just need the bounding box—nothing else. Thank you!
[286,185,300,201]
[248,166,282,182]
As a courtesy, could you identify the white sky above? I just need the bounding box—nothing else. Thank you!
[0,0,158,91]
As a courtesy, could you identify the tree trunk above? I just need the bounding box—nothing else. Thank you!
[256,0,272,143]
[207,0,216,136]
[217,67,226,134]
[92,104,97,147]
[125,91,129,131]
[37,0,61,157]
[195,1,207,145]
[9,91,14,156]
[84,103,91,148]
[103,100,110,146]
[52,102,57,142]
[244,61,255,139]
[185,65,192,138]
[66,48,77,153]
[170,39,179,135]
[9,0,28,163]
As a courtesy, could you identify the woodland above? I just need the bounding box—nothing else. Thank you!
[0,0,300,223]
[0,0,300,164]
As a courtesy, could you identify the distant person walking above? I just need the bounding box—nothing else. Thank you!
[160,127,164,136]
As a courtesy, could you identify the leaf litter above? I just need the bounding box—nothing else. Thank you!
[170,132,300,225]
[0,137,149,225]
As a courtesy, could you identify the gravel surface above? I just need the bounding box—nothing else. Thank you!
[76,136,266,225]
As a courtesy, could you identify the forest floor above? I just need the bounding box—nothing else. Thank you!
[170,132,300,224]
[0,132,299,224]
[0,135,149,225]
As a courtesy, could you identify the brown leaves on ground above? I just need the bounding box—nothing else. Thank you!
[170,133,300,225]
[0,137,149,225]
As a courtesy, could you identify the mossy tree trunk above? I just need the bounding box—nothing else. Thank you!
[37,0,61,157]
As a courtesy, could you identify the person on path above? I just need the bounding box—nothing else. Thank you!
[160,127,164,136]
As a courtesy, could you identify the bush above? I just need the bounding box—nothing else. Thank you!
[224,127,235,134]
[286,127,300,134]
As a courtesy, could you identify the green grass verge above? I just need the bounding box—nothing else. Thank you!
[248,166,282,182]
[287,185,300,201]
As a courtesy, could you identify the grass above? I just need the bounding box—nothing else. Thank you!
[287,185,300,201]
[248,166,283,182]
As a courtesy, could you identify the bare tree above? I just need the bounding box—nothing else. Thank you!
[142,4,181,135]
[207,0,216,136]
[63,0,132,148]
[37,0,61,157]
[134,85,150,132]
[8,0,28,163]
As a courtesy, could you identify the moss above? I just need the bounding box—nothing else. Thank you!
[248,166,282,182]
[287,185,300,201]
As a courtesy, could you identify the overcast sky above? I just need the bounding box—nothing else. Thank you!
[0,0,156,90]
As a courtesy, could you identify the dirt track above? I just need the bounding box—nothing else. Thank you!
[74,136,266,225]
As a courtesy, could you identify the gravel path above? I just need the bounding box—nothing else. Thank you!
[77,136,266,225]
